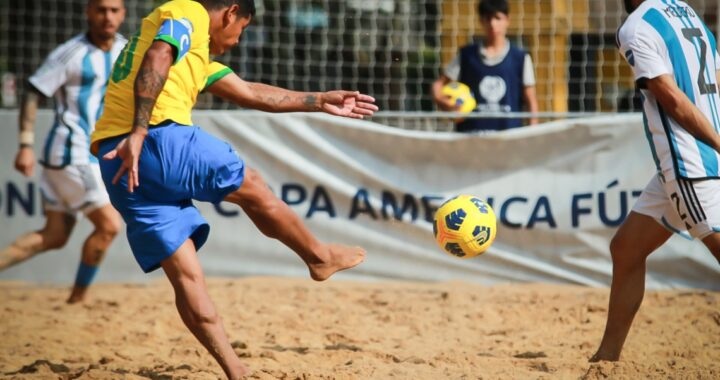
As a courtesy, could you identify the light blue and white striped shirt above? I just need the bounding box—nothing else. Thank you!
[618,0,720,181]
[29,33,126,168]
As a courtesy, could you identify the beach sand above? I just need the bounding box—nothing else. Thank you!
[1,278,718,379]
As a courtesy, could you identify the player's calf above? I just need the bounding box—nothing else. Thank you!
[161,240,250,380]
[225,168,365,280]
[66,206,121,304]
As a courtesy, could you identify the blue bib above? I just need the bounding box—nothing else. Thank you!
[457,43,526,132]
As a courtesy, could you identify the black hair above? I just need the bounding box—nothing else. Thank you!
[623,0,640,13]
[478,0,509,19]
[200,0,256,18]
[87,0,124,6]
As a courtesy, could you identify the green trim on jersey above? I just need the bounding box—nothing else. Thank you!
[204,67,233,90]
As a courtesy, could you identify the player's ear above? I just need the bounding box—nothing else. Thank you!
[224,4,240,26]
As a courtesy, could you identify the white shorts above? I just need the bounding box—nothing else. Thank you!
[40,164,110,216]
[633,174,720,239]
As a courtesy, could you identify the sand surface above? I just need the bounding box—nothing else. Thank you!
[0,278,718,379]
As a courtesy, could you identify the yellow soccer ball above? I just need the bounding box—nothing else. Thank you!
[433,195,497,259]
[441,82,477,113]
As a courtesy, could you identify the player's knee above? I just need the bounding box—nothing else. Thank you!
[609,235,632,264]
[42,231,71,250]
[253,197,286,238]
[609,234,645,273]
[239,170,281,211]
[96,216,121,240]
[240,169,269,203]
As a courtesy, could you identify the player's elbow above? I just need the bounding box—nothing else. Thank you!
[143,41,175,68]
[656,93,686,119]
[647,75,685,112]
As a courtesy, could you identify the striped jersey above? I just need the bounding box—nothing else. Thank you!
[28,33,126,168]
[617,0,720,181]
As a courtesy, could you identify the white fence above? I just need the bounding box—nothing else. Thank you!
[0,110,717,289]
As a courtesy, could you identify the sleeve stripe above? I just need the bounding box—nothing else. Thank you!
[56,42,84,64]
[27,76,54,98]
[205,67,233,89]
[154,35,183,64]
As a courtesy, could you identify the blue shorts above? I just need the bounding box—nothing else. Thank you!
[98,123,245,273]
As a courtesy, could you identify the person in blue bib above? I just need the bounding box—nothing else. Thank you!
[432,0,539,132]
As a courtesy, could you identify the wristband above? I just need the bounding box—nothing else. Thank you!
[19,130,34,145]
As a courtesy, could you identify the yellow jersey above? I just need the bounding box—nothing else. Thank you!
[91,0,232,154]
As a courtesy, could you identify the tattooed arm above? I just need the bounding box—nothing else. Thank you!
[206,73,378,118]
[104,41,173,192]
[211,76,322,112]
[131,41,173,134]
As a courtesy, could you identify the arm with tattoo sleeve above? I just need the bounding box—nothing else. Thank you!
[103,41,174,192]
[206,73,378,118]
[132,41,174,134]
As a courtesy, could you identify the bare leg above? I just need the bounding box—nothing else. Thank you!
[0,211,75,270]
[67,205,121,304]
[224,168,365,281]
[590,212,671,362]
[161,239,250,380]
[700,233,720,265]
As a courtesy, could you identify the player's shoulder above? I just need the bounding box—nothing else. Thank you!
[112,33,128,51]
[46,33,89,64]
[459,43,479,55]
[617,12,641,45]
[507,44,527,57]
[617,2,660,48]
[114,33,128,45]
[160,0,205,10]
[151,0,208,36]
[156,0,207,19]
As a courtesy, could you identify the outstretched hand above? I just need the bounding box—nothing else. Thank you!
[320,91,379,119]
[102,132,146,193]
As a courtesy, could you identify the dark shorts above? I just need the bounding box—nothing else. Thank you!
[98,123,245,273]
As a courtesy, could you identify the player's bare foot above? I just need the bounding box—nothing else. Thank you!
[589,351,620,362]
[229,363,252,379]
[66,287,87,304]
[308,244,365,281]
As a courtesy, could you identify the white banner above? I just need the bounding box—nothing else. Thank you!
[0,110,717,289]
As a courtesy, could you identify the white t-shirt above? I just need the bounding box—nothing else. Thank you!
[347,0,395,13]
[29,33,126,168]
[444,39,536,87]
[618,0,720,180]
